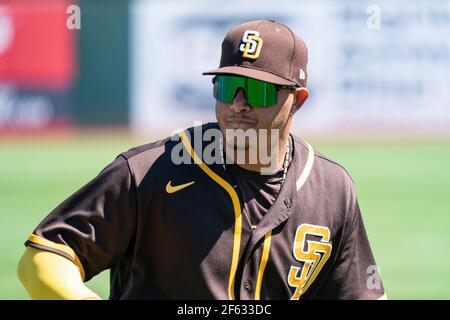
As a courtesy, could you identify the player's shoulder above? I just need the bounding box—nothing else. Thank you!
[117,122,218,183]
[120,122,218,160]
[291,134,355,189]
[116,132,175,185]
[120,136,170,161]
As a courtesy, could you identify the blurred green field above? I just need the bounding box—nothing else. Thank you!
[1,133,449,299]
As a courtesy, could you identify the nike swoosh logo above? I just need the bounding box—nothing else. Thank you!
[166,180,195,194]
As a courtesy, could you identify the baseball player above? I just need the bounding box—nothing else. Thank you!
[18,19,386,300]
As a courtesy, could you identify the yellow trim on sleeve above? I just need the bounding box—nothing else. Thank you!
[27,234,86,281]
[254,231,272,300]
[179,130,242,300]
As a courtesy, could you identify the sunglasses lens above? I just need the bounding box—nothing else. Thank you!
[246,78,278,107]
[213,75,244,104]
[213,75,278,107]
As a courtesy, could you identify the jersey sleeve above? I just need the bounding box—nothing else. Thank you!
[24,155,137,282]
[316,179,385,299]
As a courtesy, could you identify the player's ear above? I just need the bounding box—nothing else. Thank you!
[290,87,309,115]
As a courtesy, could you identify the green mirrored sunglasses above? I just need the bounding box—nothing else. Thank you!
[212,75,297,107]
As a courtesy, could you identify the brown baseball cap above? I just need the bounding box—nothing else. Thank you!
[202,19,308,87]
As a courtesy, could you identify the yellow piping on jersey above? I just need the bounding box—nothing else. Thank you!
[255,230,272,300]
[179,131,242,300]
[26,234,86,281]
[296,142,314,191]
[254,141,315,299]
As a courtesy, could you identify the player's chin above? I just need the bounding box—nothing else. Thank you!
[224,121,257,131]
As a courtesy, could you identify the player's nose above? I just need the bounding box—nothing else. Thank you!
[230,89,251,113]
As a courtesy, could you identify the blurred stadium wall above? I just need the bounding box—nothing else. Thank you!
[0,0,129,132]
[0,0,449,137]
[130,0,450,139]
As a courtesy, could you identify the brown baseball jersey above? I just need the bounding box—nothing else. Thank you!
[25,122,385,300]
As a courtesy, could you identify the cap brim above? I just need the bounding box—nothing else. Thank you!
[202,66,296,86]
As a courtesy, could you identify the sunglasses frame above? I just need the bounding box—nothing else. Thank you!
[212,75,298,107]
